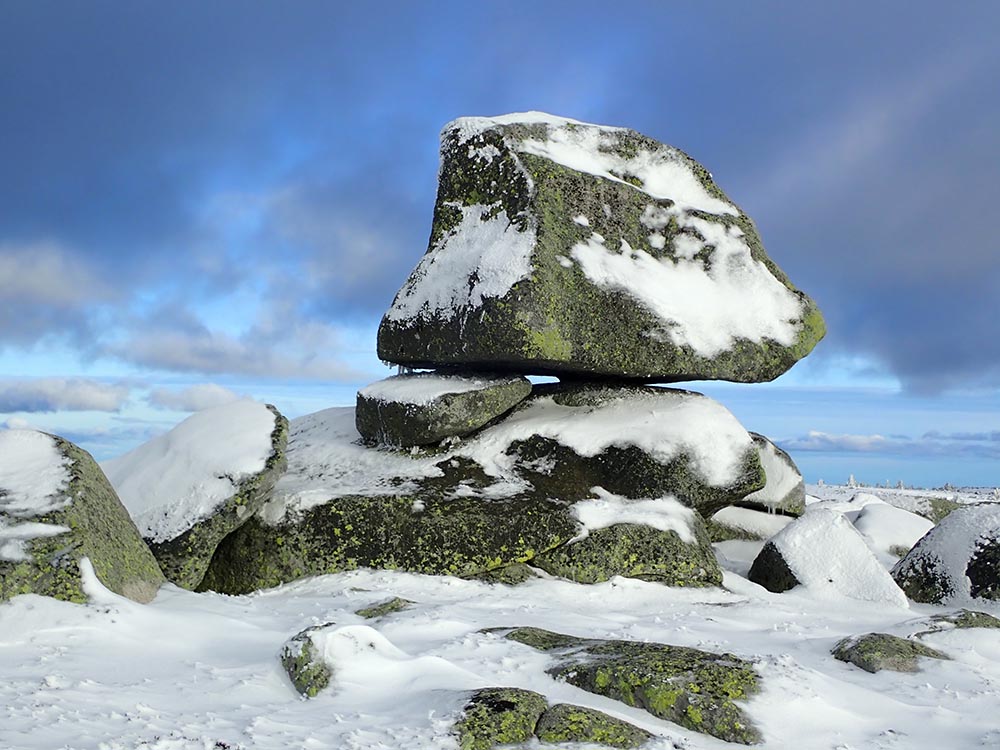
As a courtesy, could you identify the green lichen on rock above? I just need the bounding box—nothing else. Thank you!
[1,435,164,604]
[280,623,335,697]
[199,491,577,595]
[535,703,653,748]
[928,609,1000,630]
[473,562,540,585]
[147,405,289,590]
[832,632,949,673]
[355,596,414,619]
[454,687,547,750]
[533,518,722,587]
[378,115,824,383]
[355,373,532,447]
[503,627,761,744]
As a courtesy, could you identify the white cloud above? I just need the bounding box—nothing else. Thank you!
[784,430,1000,459]
[147,384,245,412]
[0,378,131,413]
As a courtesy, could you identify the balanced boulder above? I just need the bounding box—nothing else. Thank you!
[1,429,164,603]
[378,112,824,382]
[740,433,805,514]
[355,372,531,446]
[891,503,1000,603]
[103,400,288,590]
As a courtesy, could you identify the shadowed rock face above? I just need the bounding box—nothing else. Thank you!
[379,114,824,383]
[1,434,164,604]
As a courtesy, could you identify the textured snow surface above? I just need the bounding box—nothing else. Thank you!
[743,439,802,508]
[0,429,71,561]
[384,204,534,322]
[894,503,1000,603]
[267,393,752,522]
[359,373,515,406]
[770,508,909,607]
[102,401,276,543]
[571,487,697,543]
[853,503,934,561]
[2,562,999,749]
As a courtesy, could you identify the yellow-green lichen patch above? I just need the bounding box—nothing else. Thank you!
[832,632,950,674]
[535,703,652,748]
[280,623,336,697]
[454,687,547,750]
[355,596,414,619]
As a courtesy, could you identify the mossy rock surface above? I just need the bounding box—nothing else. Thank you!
[503,626,761,744]
[739,433,805,515]
[355,596,414,619]
[147,405,288,590]
[891,503,1000,603]
[926,609,1000,630]
[832,632,949,673]
[535,703,653,748]
[533,518,721,587]
[356,373,531,447]
[378,114,823,382]
[280,622,335,697]
[199,492,577,595]
[473,562,540,585]
[1,432,164,604]
[454,687,547,750]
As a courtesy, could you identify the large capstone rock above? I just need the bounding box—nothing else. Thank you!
[493,384,764,515]
[103,401,288,590]
[748,508,909,607]
[532,490,722,586]
[502,626,761,744]
[355,372,531,447]
[1,430,164,603]
[378,112,824,383]
[739,433,805,514]
[891,503,1000,603]
[832,632,949,673]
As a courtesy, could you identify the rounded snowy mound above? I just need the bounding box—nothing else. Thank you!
[891,503,1000,604]
[378,111,824,383]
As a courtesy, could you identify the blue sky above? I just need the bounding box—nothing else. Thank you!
[1,1,998,487]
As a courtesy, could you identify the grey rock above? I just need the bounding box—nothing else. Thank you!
[832,632,949,673]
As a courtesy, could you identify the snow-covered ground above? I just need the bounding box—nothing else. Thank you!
[2,484,998,750]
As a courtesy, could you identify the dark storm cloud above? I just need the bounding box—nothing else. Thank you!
[2,1,998,390]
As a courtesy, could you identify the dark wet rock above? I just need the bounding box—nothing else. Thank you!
[832,632,949,673]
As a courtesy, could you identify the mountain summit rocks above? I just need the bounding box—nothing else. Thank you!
[378,112,824,383]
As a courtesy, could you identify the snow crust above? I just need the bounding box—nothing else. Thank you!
[384,204,534,322]
[571,487,696,543]
[743,439,802,508]
[769,508,909,607]
[446,111,611,141]
[853,503,933,559]
[0,429,72,561]
[359,373,514,406]
[570,223,804,357]
[102,401,276,543]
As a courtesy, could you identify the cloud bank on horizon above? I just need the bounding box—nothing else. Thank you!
[1,2,998,481]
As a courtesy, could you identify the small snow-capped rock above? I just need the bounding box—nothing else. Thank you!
[355,371,531,447]
[832,632,949,674]
[378,112,824,383]
[891,503,1000,604]
[740,433,805,514]
[748,508,909,607]
[852,503,933,562]
[1,429,164,603]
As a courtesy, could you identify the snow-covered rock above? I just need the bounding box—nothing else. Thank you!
[1,429,164,603]
[378,112,824,383]
[708,505,795,541]
[103,400,288,589]
[748,508,909,607]
[891,503,1000,604]
[740,433,805,514]
[355,371,531,446]
[852,502,934,562]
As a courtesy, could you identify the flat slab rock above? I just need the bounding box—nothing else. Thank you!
[832,632,949,673]
[355,372,531,446]
[891,502,1000,603]
[1,429,164,603]
[378,112,824,382]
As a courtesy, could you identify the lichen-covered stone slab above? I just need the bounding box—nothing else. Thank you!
[454,687,547,750]
[356,372,531,447]
[501,384,764,516]
[104,402,288,590]
[748,508,909,607]
[925,609,1000,631]
[892,503,1000,603]
[378,112,824,382]
[1,430,164,603]
[280,622,336,697]
[355,596,414,619]
[535,703,653,748]
[503,626,761,744]
[832,632,949,673]
[532,518,722,587]
[739,433,805,514]
[199,492,578,595]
